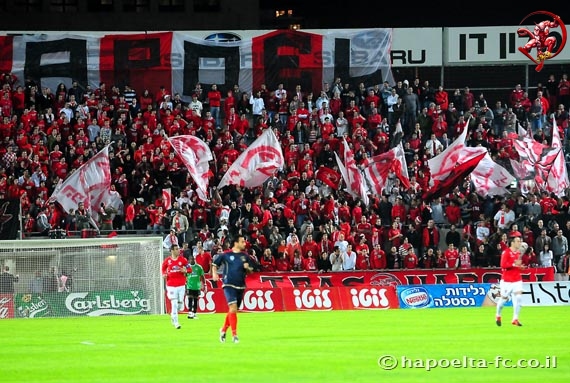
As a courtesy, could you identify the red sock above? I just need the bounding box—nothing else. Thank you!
[222,314,230,333]
[229,312,238,336]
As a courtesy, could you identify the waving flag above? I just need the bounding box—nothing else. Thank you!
[162,188,172,210]
[168,135,213,201]
[217,128,284,189]
[336,139,369,206]
[362,149,395,196]
[513,135,560,189]
[545,117,570,196]
[393,143,411,189]
[424,151,487,201]
[425,123,487,200]
[509,158,536,195]
[471,153,515,197]
[517,122,532,138]
[50,144,122,227]
[427,121,487,184]
[315,166,341,189]
[361,144,410,195]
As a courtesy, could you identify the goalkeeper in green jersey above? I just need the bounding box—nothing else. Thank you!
[185,254,207,319]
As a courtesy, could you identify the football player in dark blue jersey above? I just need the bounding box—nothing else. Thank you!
[212,234,253,343]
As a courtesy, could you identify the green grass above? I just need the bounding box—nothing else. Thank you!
[1,306,568,383]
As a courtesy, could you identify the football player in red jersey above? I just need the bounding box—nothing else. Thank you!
[495,231,526,327]
[161,245,188,329]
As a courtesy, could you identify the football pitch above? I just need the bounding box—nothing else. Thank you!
[1,306,568,383]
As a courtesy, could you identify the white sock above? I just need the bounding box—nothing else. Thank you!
[513,294,522,320]
[496,297,507,317]
[171,299,179,323]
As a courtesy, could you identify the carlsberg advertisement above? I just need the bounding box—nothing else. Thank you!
[15,290,152,317]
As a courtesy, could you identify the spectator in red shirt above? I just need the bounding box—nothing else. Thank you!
[444,243,460,269]
[539,191,557,215]
[355,247,370,270]
[403,250,419,269]
[391,196,407,224]
[301,233,319,257]
[388,221,404,251]
[445,199,462,226]
[189,243,210,274]
[369,243,387,269]
[302,250,317,271]
[356,216,372,239]
[260,248,276,272]
[207,84,222,129]
[275,252,291,271]
[192,206,208,229]
[422,219,440,254]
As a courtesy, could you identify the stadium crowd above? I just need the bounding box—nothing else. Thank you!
[5,71,570,275]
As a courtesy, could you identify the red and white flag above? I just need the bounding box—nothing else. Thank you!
[517,122,532,138]
[168,135,213,201]
[359,144,410,195]
[427,122,487,185]
[471,153,515,197]
[50,144,122,225]
[361,149,396,196]
[162,188,172,211]
[217,128,284,189]
[423,151,487,201]
[545,117,569,196]
[335,139,369,206]
[393,143,411,190]
[513,135,560,189]
[315,166,341,189]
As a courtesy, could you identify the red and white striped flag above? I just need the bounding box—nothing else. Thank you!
[545,117,569,196]
[217,128,284,189]
[336,139,369,206]
[513,135,560,189]
[50,144,122,225]
[162,188,172,211]
[168,135,213,202]
[427,122,487,185]
[361,149,396,196]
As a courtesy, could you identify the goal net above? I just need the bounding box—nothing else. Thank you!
[0,237,164,319]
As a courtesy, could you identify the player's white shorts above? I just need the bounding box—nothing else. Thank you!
[166,285,186,302]
[499,280,523,297]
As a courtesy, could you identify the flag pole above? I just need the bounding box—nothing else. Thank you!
[19,196,23,240]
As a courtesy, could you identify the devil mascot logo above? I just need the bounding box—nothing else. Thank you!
[517,11,567,72]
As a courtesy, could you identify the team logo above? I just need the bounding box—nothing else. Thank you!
[517,11,567,72]
[369,273,401,288]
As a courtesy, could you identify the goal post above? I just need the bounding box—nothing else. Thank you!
[0,237,165,319]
